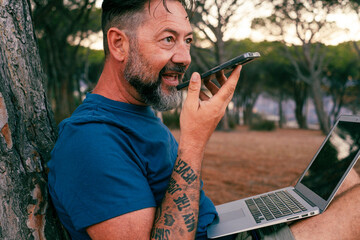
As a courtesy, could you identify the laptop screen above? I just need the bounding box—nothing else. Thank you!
[300,120,360,201]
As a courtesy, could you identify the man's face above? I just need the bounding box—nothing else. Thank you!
[124,0,193,111]
[124,39,186,111]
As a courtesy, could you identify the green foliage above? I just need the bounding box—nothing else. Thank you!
[250,114,276,131]
[325,42,359,81]
[32,0,102,122]
[323,42,360,118]
[77,46,105,85]
[227,115,237,130]
[162,111,180,129]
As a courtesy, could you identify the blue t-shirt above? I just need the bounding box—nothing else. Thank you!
[47,93,217,239]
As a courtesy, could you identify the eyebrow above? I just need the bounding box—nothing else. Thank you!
[163,28,193,37]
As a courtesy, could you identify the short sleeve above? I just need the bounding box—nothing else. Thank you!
[50,121,156,230]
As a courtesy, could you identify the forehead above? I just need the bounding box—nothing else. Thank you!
[141,0,192,33]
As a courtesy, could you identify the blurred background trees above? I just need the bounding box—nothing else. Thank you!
[252,0,353,134]
[30,0,360,133]
[31,0,103,123]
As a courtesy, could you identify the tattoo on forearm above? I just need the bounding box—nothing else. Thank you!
[164,214,175,227]
[153,157,199,238]
[167,177,182,195]
[151,228,170,240]
[173,193,190,211]
[183,213,196,232]
[154,205,162,224]
[173,158,198,184]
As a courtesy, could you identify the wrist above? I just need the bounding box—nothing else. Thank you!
[178,138,206,163]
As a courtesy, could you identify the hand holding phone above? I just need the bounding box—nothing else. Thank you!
[176,52,261,90]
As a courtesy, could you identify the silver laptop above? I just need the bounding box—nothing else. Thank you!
[207,115,360,239]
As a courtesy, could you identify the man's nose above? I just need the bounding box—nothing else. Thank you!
[171,43,191,66]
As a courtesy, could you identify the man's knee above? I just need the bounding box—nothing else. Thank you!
[335,181,360,201]
[339,169,360,193]
[290,183,360,239]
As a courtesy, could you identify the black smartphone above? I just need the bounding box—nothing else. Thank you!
[176,52,261,90]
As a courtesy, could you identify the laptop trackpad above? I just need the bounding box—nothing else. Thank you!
[219,209,246,222]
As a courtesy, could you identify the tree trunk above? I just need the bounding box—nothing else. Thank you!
[293,80,308,129]
[295,102,308,129]
[243,93,259,126]
[243,104,253,126]
[0,0,69,239]
[310,78,330,134]
[278,91,285,128]
[354,41,360,58]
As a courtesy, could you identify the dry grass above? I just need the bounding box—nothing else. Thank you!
[171,127,360,205]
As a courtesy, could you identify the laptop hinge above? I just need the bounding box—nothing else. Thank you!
[294,189,316,207]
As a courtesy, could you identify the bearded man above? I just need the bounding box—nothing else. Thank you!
[48,0,360,240]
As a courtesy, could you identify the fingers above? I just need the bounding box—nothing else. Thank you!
[215,70,226,86]
[214,65,242,103]
[204,70,225,96]
[184,72,201,109]
[204,70,227,96]
[204,80,219,96]
[199,91,210,101]
[186,66,242,105]
[205,68,241,98]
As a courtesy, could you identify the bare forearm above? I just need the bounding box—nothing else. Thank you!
[151,67,242,239]
[151,149,203,240]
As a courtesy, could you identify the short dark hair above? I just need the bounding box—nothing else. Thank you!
[101,0,194,57]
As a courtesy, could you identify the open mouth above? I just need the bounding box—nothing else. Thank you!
[161,73,182,86]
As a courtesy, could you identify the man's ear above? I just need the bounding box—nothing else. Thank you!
[107,27,130,62]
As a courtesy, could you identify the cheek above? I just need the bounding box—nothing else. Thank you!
[151,54,172,71]
[140,46,172,69]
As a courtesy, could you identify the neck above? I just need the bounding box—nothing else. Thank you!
[92,60,146,106]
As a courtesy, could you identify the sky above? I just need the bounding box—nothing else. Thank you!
[249,12,360,45]
[87,1,360,50]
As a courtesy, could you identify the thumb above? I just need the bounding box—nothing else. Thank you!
[184,72,201,107]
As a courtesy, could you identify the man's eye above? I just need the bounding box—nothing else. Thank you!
[164,36,174,43]
[186,38,193,44]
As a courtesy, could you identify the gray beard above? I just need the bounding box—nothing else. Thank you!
[124,42,183,111]
[126,74,182,111]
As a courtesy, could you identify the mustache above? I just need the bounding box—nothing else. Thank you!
[160,63,187,75]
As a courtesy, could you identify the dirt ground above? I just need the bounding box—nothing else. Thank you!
[171,127,360,205]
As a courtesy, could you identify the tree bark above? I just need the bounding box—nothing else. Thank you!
[243,92,259,126]
[0,0,69,239]
[278,91,285,128]
[310,77,330,134]
[293,80,308,129]
[354,41,360,58]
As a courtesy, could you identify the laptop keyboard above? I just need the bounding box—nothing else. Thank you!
[245,190,308,223]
